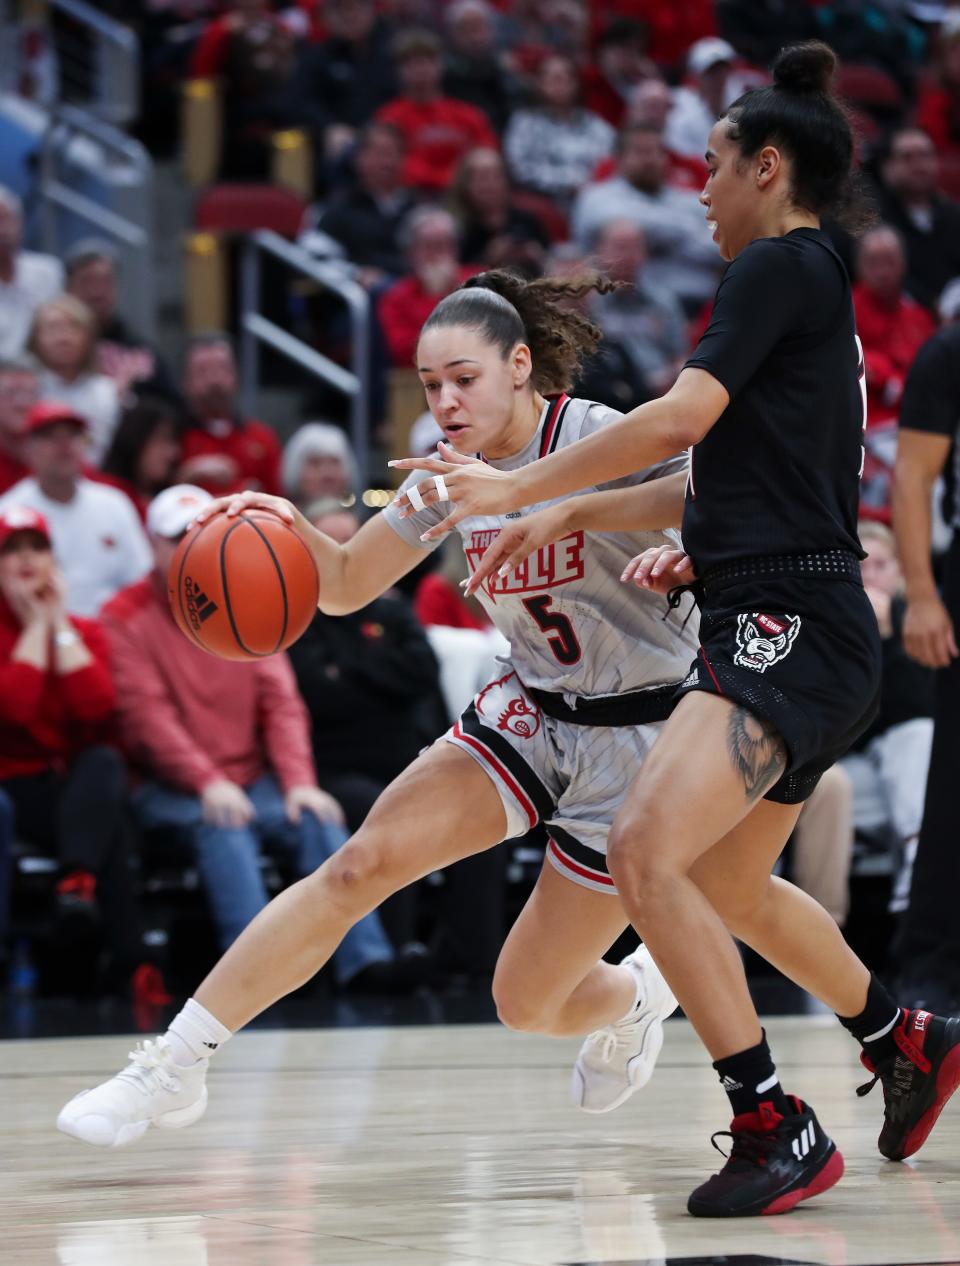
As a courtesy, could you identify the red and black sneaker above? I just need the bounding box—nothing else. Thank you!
[687,1097,844,1218]
[857,1008,960,1160]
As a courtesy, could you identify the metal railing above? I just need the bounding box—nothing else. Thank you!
[37,103,156,339]
[240,231,371,487]
[49,0,139,127]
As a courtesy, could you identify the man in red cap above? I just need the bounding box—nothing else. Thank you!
[0,504,164,1001]
[0,402,151,616]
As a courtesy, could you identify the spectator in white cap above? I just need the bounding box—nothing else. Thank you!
[281,423,358,508]
[0,402,151,616]
[0,186,64,359]
[664,36,754,161]
[100,485,423,990]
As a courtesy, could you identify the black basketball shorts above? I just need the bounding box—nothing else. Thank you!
[674,575,882,804]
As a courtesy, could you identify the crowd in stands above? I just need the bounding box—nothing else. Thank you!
[6,0,960,1011]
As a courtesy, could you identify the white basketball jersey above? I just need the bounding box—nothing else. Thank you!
[384,395,700,696]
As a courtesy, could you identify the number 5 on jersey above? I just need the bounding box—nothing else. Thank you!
[522,595,582,666]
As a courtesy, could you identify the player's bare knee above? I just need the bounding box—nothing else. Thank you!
[607,811,673,899]
[494,987,553,1034]
[323,834,390,909]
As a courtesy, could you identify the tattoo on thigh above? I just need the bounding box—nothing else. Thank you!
[726,706,787,798]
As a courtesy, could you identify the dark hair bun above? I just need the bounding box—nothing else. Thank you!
[773,41,837,95]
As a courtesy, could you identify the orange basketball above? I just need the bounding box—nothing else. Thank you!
[168,510,319,661]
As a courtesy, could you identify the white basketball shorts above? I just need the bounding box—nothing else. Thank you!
[443,670,662,895]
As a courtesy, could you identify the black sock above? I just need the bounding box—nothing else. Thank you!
[713,1031,790,1119]
[836,973,902,1067]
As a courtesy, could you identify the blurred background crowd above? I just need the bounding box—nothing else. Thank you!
[2,0,960,1024]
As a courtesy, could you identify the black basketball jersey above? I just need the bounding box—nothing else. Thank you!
[681,227,866,572]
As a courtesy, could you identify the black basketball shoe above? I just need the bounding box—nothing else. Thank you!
[687,1097,844,1218]
[857,1008,960,1160]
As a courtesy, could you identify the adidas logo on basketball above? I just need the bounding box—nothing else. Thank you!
[184,576,219,630]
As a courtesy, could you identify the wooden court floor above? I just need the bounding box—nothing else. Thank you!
[3,1016,960,1266]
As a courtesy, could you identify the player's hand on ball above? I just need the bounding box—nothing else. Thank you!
[903,592,959,668]
[202,778,256,828]
[389,442,521,540]
[193,489,306,533]
[464,504,570,596]
[621,546,696,595]
[285,785,346,827]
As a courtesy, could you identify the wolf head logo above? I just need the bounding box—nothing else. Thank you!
[733,612,802,673]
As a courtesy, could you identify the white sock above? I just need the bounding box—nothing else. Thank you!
[616,958,645,1022]
[165,998,233,1067]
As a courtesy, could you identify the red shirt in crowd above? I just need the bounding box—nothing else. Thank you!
[102,574,316,795]
[0,451,30,497]
[916,86,960,156]
[378,266,478,367]
[415,573,491,631]
[376,97,498,192]
[589,0,716,68]
[0,595,116,781]
[852,284,937,427]
[179,416,282,496]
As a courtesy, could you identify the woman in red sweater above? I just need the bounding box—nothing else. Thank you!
[0,506,163,1000]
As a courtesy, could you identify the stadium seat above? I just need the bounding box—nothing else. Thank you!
[837,63,902,114]
[185,184,308,332]
[511,190,570,243]
[194,183,307,237]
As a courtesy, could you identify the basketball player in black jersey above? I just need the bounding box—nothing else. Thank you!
[394,42,960,1217]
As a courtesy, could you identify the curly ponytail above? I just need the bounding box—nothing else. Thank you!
[420,269,620,394]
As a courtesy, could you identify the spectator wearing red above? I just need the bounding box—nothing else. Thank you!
[189,0,299,80]
[105,484,412,992]
[0,355,38,494]
[178,333,281,495]
[0,505,158,997]
[376,28,498,193]
[504,52,615,208]
[916,17,960,156]
[853,226,936,429]
[377,208,477,367]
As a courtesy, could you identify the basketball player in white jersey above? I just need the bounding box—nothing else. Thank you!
[56,271,696,1147]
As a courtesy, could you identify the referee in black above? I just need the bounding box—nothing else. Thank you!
[893,321,960,1012]
[394,41,960,1217]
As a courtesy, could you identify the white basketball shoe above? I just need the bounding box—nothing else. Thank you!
[57,1036,209,1147]
[571,945,678,1113]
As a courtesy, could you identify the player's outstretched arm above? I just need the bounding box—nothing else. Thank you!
[464,472,687,595]
[193,491,427,615]
[390,371,727,536]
